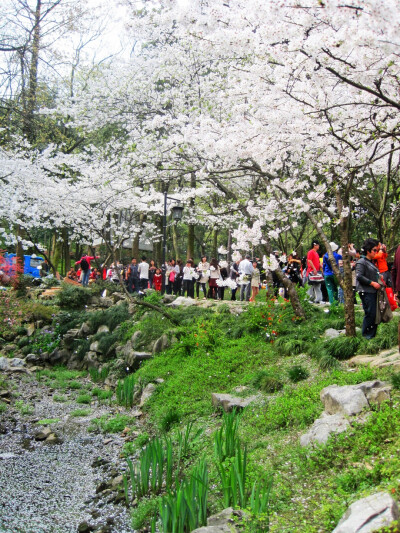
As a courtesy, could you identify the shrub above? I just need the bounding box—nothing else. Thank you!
[251,370,283,393]
[274,337,308,356]
[318,353,340,371]
[288,365,309,383]
[56,283,91,309]
[159,408,181,432]
[88,303,130,333]
[0,402,7,413]
[323,336,360,360]
[89,414,136,433]
[390,372,400,390]
[89,367,110,383]
[76,394,91,404]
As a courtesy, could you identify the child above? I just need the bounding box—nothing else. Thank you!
[153,268,162,292]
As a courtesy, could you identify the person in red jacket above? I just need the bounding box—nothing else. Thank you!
[153,268,162,292]
[374,243,391,287]
[75,254,99,287]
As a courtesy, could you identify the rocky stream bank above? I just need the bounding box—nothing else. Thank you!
[0,371,133,533]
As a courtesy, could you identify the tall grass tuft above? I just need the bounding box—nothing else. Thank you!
[89,366,109,383]
[158,459,208,533]
[125,437,174,499]
[214,409,242,464]
[116,374,136,408]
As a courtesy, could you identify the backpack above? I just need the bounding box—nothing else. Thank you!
[80,257,89,271]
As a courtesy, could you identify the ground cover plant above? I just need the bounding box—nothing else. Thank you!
[119,298,400,532]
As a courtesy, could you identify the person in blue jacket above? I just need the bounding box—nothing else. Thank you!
[322,242,342,304]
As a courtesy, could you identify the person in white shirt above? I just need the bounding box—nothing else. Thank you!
[138,256,149,291]
[239,254,254,301]
[182,259,195,298]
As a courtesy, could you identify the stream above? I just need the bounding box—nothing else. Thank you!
[0,371,133,533]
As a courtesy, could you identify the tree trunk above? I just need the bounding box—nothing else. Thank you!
[187,224,194,260]
[172,225,180,259]
[23,0,41,142]
[211,229,218,259]
[132,233,140,259]
[62,228,70,275]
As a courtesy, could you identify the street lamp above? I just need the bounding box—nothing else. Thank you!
[162,192,184,294]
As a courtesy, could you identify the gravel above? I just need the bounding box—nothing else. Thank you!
[0,373,134,533]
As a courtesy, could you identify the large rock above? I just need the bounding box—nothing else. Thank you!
[192,508,247,533]
[126,352,152,368]
[170,296,197,307]
[97,325,110,334]
[332,492,399,533]
[162,294,175,304]
[131,330,142,348]
[300,412,350,447]
[211,393,258,412]
[78,322,91,337]
[320,385,369,416]
[9,358,26,368]
[63,329,80,348]
[140,383,157,406]
[90,341,101,353]
[82,351,100,369]
[152,334,170,354]
[98,297,113,308]
[111,292,126,304]
[0,357,9,371]
[321,381,391,417]
[324,328,341,339]
[48,348,70,366]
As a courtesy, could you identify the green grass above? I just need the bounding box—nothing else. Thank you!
[37,418,60,425]
[70,408,92,417]
[89,414,137,433]
[0,401,7,413]
[76,393,92,404]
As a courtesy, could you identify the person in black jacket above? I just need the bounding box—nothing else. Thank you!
[356,238,381,339]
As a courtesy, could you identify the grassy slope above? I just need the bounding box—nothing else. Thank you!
[128,293,400,532]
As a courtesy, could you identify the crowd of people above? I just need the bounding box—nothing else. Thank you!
[66,239,399,340]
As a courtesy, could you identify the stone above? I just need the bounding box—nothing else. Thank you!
[0,453,16,460]
[332,492,399,533]
[78,521,95,533]
[152,333,170,354]
[192,508,246,532]
[25,353,45,364]
[9,358,26,368]
[324,328,341,338]
[170,296,197,307]
[0,357,9,371]
[320,385,369,416]
[98,297,113,308]
[48,348,70,366]
[211,393,258,412]
[126,351,152,367]
[3,344,18,354]
[63,329,80,348]
[300,412,350,447]
[78,322,91,337]
[140,383,157,406]
[82,352,100,369]
[26,323,35,337]
[45,432,60,443]
[111,292,126,304]
[131,330,142,347]
[111,475,124,489]
[97,325,110,334]
[34,427,52,441]
[162,294,175,304]
[90,341,100,353]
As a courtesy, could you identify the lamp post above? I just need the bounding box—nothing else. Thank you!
[162,192,184,294]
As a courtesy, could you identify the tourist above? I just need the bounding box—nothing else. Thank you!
[286,252,302,286]
[149,259,157,288]
[127,258,139,293]
[306,241,323,303]
[75,254,99,287]
[153,268,162,292]
[182,259,195,298]
[239,254,254,301]
[250,260,260,302]
[165,259,176,295]
[196,255,209,299]
[374,243,391,287]
[230,259,240,301]
[218,260,229,300]
[173,259,184,295]
[322,242,342,304]
[138,256,149,291]
[356,238,381,339]
[208,258,220,299]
